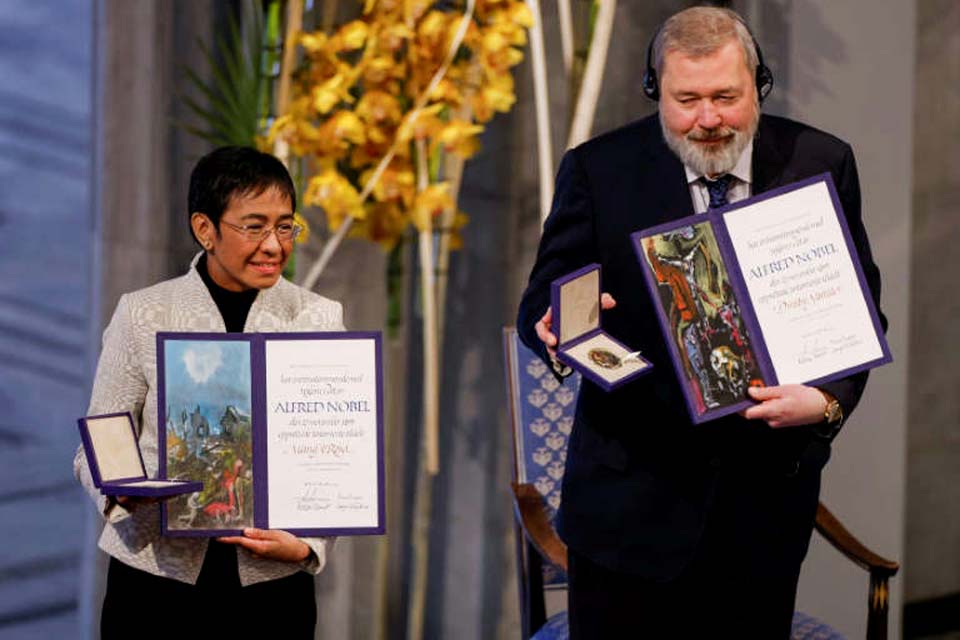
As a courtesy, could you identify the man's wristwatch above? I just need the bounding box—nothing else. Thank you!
[810,390,843,439]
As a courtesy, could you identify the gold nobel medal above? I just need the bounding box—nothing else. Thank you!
[587,348,622,369]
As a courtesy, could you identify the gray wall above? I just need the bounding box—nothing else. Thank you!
[745,1,913,638]
[906,0,960,606]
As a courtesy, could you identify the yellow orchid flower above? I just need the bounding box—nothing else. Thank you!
[396,104,445,144]
[362,161,416,206]
[379,22,415,52]
[478,32,525,72]
[504,23,529,48]
[363,56,406,87]
[472,73,516,121]
[266,113,294,147]
[356,90,404,125]
[503,46,525,67]
[329,20,369,53]
[316,111,367,157]
[434,120,484,158]
[350,139,394,168]
[311,74,355,115]
[285,95,314,118]
[485,4,533,37]
[416,10,451,53]
[298,31,329,55]
[485,83,517,112]
[482,29,508,54]
[428,78,464,106]
[357,201,409,250]
[266,113,324,156]
[411,183,453,231]
[507,2,534,28]
[304,169,366,231]
[277,0,530,257]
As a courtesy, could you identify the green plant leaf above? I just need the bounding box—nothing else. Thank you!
[174,121,233,147]
[178,0,269,148]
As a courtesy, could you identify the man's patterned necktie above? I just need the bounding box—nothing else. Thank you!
[705,174,733,209]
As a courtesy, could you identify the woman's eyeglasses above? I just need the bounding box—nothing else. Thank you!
[219,219,303,243]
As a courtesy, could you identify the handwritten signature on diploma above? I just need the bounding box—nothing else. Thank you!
[296,483,334,511]
[336,492,369,512]
[798,329,862,364]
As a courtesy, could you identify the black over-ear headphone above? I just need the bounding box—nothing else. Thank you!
[641,16,774,103]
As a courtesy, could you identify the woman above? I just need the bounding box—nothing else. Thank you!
[74,147,340,638]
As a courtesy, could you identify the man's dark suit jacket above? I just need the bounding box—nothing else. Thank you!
[517,113,886,582]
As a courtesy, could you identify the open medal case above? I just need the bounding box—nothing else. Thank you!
[550,263,652,391]
[78,412,203,497]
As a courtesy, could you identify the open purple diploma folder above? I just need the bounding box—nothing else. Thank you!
[78,412,203,497]
[632,173,891,424]
[550,263,653,391]
[157,331,385,538]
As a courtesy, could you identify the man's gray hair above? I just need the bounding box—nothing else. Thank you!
[653,7,759,78]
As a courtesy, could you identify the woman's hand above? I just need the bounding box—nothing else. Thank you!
[218,528,311,563]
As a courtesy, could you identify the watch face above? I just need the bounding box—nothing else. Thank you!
[826,401,842,424]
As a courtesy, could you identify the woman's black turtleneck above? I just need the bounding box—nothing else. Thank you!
[196,254,259,333]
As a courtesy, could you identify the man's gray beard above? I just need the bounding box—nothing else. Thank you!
[661,110,759,177]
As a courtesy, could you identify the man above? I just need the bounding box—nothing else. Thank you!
[517,7,884,638]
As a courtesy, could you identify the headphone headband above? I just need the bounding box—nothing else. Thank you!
[642,17,774,103]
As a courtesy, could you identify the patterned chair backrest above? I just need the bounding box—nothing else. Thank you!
[504,328,579,588]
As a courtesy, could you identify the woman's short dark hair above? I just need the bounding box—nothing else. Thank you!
[187,146,297,243]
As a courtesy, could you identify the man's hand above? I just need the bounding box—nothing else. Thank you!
[742,384,827,428]
[218,528,311,563]
[535,293,617,358]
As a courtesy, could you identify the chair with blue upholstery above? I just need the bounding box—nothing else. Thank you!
[503,327,898,640]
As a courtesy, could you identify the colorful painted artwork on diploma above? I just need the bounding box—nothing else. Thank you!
[642,222,763,415]
[163,340,255,531]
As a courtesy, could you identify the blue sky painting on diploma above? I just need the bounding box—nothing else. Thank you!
[164,339,252,425]
[163,339,255,530]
